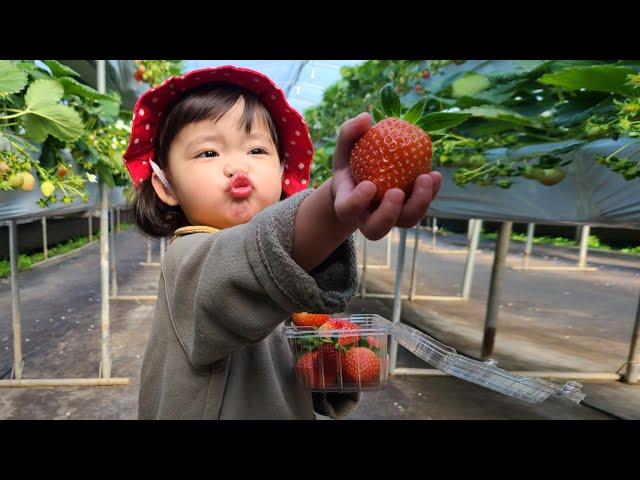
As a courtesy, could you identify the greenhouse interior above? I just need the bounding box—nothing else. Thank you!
[0,59,639,420]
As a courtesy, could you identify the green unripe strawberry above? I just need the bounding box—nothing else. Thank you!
[9,172,24,189]
[532,167,566,186]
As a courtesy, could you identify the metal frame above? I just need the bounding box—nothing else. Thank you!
[385,218,640,385]
[360,219,482,303]
[139,238,164,267]
[511,223,598,272]
[109,222,163,302]
[418,217,470,254]
[0,60,129,388]
[356,229,392,270]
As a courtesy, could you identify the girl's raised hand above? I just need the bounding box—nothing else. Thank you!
[330,112,442,241]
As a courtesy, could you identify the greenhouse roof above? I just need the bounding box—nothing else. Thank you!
[185,60,363,114]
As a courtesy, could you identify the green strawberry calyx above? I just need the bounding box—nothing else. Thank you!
[373,83,472,134]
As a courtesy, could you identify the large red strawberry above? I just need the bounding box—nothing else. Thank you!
[292,312,330,328]
[295,350,336,389]
[341,347,381,385]
[316,343,339,386]
[350,84,433,203]
[318,319,360,347]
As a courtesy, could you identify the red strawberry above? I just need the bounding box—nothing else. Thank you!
[415,84,424,93]
[317,343,339,386]
[421,70,431,80]
[134,69,143,82]
[341,347,381,385]
[292,312,330,328]
[350,84,433,204]
[56,165,68,179]
[366,335,381,349]
[295,350,336,389]
[318,319,360,347]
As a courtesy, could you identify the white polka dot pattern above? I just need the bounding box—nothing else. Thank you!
[123,65,314,197]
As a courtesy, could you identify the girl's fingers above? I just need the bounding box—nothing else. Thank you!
[332,113,372,172]
[334,180,377,224]
[431,171,442,197]
[395,174,435,228]
[358,188,405,240]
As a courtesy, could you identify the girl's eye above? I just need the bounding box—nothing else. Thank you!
[197,150,218,158]
[250,148,268,155]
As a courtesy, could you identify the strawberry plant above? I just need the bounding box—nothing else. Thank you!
[0,60,184,208]
[133,60,184,87]
[305,60,640,189]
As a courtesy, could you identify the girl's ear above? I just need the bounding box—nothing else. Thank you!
[151,172,179,206]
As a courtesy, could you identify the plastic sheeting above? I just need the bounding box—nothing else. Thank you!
[0,185,130,223]
[429,138,640,229]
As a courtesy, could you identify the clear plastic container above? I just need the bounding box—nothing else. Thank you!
[285,315,393,392]
[286,313,586,406]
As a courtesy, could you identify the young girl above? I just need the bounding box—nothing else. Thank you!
[123,65,441,420]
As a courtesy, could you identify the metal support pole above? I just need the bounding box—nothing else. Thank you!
[523,223,535,267]
[109,208,118,298]
[160,237,166,263]
[116,206,121,233]
[41,217,48,260]
[461,219,482,300]
[98,60,111,380]
[408,224,420,301]
[147,238,152,264]
[481,221,513,359]
[88,214,93,242]
[467,219,472,240]
[389,228,409,374]
[386,230,392,268]
[623,293,640,384]
[578,225,590,269]
[431,218,437,250]
[9,221,23,380]
[360,233,367,299]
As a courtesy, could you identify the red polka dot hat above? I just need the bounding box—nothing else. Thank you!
[122,65,314,198]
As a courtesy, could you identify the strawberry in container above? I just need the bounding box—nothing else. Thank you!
[287,314,392,392]
[287,313,588,406]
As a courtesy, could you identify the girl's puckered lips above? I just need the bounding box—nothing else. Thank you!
[226,173,254,199]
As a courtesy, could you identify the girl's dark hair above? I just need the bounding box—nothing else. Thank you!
[133,83,284,238]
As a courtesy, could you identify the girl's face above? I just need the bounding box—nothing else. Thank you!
[152,97,283,229]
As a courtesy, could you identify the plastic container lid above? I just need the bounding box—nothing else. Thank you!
[350,314,585,405]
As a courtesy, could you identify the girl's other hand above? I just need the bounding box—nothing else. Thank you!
[330,112,442,241]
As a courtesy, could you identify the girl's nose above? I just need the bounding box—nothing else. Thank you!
[223,164,249,178]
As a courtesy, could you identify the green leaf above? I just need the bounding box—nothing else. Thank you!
[97,98,120,118]
[58,76,114,102]
[539,65,637,96]
[460,106,535,126]
[451,73,491,99]
[373,108,385,123]
[23,79,84,142]
[380,83,401,117]
[96,163,115,188]
[417,112,472,132]
[43,60,80,78]
[402,97,426,124]
[0,61,28,95]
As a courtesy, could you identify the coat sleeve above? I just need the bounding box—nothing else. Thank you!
[161,189,360,368]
